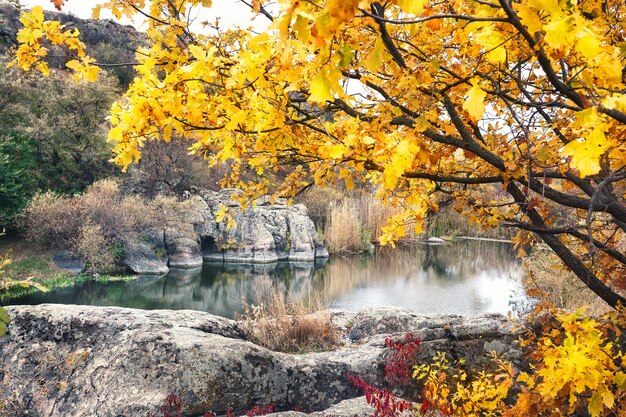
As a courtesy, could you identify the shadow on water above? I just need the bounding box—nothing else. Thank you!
[8,241,524,318]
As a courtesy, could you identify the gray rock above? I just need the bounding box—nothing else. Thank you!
[197,189,328,263]
[52,250,85,274]
[269,397,375,417]
[165,227,203,268]
[346,307,522,384]
[124,243,169,274]
[0,305,519,417]
[0,305,382,417]
[140,227,166,251]
[126,189,327,269]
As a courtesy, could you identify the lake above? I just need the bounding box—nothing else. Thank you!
[8,240,525,318]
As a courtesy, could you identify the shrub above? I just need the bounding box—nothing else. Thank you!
[122,138,222,198]
[0,133,37,227]
[73,222,115,273]
[21,179,197,271]
[347,374,414,417]
[238,287,339,353]
[0,60,119,198]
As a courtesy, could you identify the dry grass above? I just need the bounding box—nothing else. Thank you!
[523,247,611,315]
[322,192,413,253]
[237,287,340,353]
[324,199,363,253]
[300,186,510,254]
[427,207,513,239]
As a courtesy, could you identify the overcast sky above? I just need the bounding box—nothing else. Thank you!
[20,0,268,31]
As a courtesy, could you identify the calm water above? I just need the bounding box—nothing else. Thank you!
[8,241,524,318]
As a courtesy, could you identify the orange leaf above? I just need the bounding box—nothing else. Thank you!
[49,0,65,11]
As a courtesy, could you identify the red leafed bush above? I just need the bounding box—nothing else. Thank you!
[347,374,414,417]
[383,332,421,386]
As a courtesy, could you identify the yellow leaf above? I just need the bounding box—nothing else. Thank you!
[575,30,602,59]
[65,59,81,71]
[544,16,575,55]
[365,36,385,73]
[615,372,626,389]
[37,61,49,76]
[329,144,345,159]
[573,107,599,129]
[225,109,248,130]
[92,5,102,19]
[561,127,610,177]
[514,4,543,34]
[188,44,207,61]
[214,205,228,223]
[588,392,603,417]
[463,81,487,122]
[399,0,427,15]
[528,0,561,15]
[487,46,507,64]
[163,125,173,142]
[309,71,333,103]
[31,5,45,23]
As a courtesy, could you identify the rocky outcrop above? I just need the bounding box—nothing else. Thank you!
[0,305,520,417]
[165,227,203,269]
[196,189,328,263]
[120,189,328,273]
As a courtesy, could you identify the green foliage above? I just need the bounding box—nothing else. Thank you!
[0,133,37,226]
[0,60,119,226]
[4,257,51,275]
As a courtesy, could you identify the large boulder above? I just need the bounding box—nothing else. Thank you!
[197,189,328,264]
[123,243,169,275]
[120,189,328,272]
[52,250,86,274]
[0,305,520,417]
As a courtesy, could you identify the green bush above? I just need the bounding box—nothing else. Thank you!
[0,133,37,226]
[0,61,120,227]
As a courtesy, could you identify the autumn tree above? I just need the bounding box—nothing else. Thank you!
[11,0,626,308]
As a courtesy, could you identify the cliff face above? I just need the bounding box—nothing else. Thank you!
[0,3,143,85]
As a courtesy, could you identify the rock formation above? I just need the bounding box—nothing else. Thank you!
[124,189,328,274]
[0,305,520,417]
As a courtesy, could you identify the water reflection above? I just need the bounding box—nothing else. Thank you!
[9,241,523,318]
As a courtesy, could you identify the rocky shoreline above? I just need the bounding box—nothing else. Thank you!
[123,189,329,275]
[0,304,521,416]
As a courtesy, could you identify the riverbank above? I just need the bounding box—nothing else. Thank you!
[0,235,136,301]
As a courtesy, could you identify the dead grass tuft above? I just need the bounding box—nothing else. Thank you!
[238,288,340,353]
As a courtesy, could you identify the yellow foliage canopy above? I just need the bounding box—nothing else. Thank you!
[11,0,626,308]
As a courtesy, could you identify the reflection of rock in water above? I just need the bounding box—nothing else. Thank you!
[320,241,522,315]
[167,267,202,285]
[8,241,523,317]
